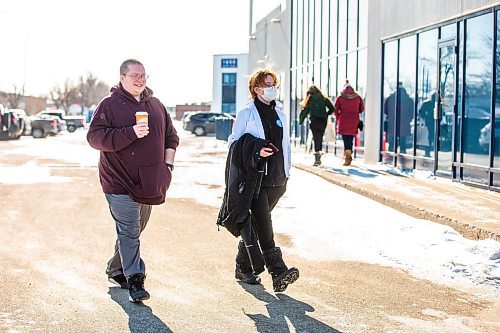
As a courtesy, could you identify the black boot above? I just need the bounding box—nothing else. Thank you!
[313,152,322,166]
[127,273,150,303]
[263,247,299,292]
[235,240,262,284]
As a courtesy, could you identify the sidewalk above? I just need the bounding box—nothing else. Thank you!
[292,148,500,242]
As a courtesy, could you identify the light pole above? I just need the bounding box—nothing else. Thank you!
[249,0,253,37]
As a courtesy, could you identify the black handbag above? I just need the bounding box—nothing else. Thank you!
[358,120,364,131]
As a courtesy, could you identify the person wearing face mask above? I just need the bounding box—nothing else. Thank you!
[221,69,299,293]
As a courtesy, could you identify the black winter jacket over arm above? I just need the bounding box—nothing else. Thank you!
[217,133,268,237]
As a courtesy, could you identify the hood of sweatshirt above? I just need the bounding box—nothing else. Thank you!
[110,83,154,103]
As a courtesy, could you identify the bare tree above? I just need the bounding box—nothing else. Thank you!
[76,72,110,110]
[3,84,25,109]
[50,79,78,112]
[49,73,110,112]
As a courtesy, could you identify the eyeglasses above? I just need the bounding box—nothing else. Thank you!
[123,73,149,80]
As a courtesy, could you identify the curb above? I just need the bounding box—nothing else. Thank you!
[294,163,500,242]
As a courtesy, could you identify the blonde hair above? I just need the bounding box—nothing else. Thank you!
[300,85,326,109]
[248,69,279,99]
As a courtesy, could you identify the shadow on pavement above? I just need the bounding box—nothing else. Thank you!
[327,167,379,178]
[108,287,172,333]
[240,283,342,333]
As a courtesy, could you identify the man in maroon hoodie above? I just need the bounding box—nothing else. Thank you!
[87,59,179,303]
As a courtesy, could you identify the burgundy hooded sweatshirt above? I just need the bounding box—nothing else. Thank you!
[87,83,179,205]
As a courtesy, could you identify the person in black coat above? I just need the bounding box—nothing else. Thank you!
[218,69,299,293]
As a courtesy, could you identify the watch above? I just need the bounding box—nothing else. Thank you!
[166,163,174,171]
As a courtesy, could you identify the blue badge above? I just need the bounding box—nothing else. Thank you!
[276,119,283,127]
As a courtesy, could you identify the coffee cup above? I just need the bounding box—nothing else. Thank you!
[135,111,148,125]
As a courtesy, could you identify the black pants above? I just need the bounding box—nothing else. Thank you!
[310,118,327,152]
[342,135,355,151]
[251,184,287,252]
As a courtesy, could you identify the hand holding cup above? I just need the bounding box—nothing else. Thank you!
[134,111,149,138]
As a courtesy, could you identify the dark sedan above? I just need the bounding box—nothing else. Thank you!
[183,112,234,136]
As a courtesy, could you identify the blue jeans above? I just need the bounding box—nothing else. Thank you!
[104,194,152,278]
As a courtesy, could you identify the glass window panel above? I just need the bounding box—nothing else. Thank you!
[347,51,357,89]
[222,103,235,113]
[313,61,320,85]
[358,0,368,48]
[315,0,322,61]
[297,0,303,66]
[292,0,298,68]
[462,166,489,184]
[382,40,398,163]
[357,48,367,98]
[338,0,347,54]
[358,49,367,147]
[291,69,298,135]
[309,0,315,63]
[222,74,236,106]
[493,172,500,188]
[329,0,338,57]
[456,21,464,156]
[464,13,492,167]
[416,29,438,159]
[321,59,329,94]
[347,0,358,50]
[297,69,304,100]
[398,35,416,157]
[322,0,330,59]
[337,55,347,94]
[494,11,500,168]
[440,23,456,39]
[304,1,310,63]
[329,58,337,97]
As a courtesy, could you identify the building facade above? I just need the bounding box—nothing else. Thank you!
[371,0,500,190]
[249,3,292,116]
[290,0,368,156]
[283,0,500,191]
[211,53,249,115]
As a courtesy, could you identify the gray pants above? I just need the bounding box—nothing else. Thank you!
[105,194,152,278]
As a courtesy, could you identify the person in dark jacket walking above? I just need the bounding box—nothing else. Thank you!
[384,83,414,154]
[299,86,334,166]
[333,80,365,166]
[87,59,179,303]
[224,69,299,293]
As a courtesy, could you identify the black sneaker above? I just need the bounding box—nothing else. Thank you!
[127,273,150,303]
[235,265,262,285]
[108,273,129,289]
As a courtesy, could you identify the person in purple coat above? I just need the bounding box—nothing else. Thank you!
[87,59,179,303]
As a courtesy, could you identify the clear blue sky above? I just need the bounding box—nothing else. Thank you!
[0,0,284,106]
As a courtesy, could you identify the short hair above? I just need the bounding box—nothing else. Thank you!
[120,59,143,75]
[248,69,279,99]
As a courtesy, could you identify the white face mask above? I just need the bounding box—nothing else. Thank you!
[261,86,278,102]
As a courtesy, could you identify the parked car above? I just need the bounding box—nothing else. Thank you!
[478,119,500,153]
[10,109,32,136]
[183,112,234,136]
[181,111,198,123]
[0,107,24,140]
[36,109,85,133]
[0,105,9,140]
[30,115,59,138]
